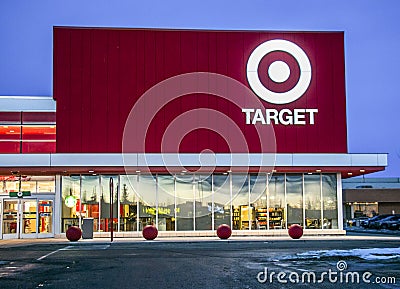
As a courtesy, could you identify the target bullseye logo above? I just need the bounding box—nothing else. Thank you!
[247,39,312,104]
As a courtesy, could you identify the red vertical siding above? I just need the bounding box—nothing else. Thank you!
[54,28,347,154]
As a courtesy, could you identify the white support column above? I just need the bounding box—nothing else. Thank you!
[211,174,214,231]
[54,175,62,236]
[337,173,344,231]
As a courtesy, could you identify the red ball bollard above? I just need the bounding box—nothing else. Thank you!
[288,224,303,239]
[142,225,158,240]
[66,226,82,242]
[217,224,232,239]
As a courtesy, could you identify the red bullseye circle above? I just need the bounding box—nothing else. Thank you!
[217,224,232,239]
[66,226,82,242]
[288,224,303,239]
[142,225,158,240]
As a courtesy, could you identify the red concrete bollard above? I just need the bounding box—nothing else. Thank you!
[142,225,158,240]
[66,226,82,242]
[288,224,303,239]
[217,224,232,239]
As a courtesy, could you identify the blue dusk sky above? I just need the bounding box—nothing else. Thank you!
[0,0,399,177]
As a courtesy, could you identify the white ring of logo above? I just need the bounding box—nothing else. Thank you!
[246,39,312,104]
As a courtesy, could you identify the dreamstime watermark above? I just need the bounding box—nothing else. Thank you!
[256,260,397,285]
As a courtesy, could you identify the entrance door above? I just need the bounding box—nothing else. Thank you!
[20,200,38,239]
[2,200,19,239]
[1,198,54,239]
[38,200,53,238]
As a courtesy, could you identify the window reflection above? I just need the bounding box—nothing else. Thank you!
[232,174,250,230]
[250,174,267,230]
[61,176,80,232]
[268,174,285,229]
[195,175,212,230]
[213,175,231,228]
[286,174,303,227]
[157,175,175,231]
[176,175,194,231]
[119,175,139,232]
[100,175,118,232]
[81,175,100,231]
[138,175,156,230]
[322,174,338,229]
[304,174,321,229]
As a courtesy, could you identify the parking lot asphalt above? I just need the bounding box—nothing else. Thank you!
[0,234,399,289]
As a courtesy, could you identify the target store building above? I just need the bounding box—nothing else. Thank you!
[0,27,387,239]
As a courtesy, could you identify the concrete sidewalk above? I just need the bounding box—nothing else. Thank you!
[1,234,400,248]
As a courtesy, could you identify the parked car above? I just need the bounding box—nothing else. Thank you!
[348,216,369,227]
[369,215,400,229]
[361,214,391,228]
[389,220,400,230]
[378,216,400,230]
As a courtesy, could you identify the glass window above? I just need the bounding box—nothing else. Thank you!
[195,175,212,230]
[322,174,338,229]
[176,175,194,231]
[157,175,175,231]
[250,174,267,230]
[38,200,53,234]
[304,174,322,229]
[100,175,119,232]
[0,125,21,153]
[138,175,156,230]
[268,174,285,229]
[22,125,56,141]
[37,180,55,193]
[286,174,303,227]
[0,125,20,141]
[81,175,100,231]
[119,175,139,232]
[231,174,249,230]
[213,174,231,229]
[20,181,36,192]
[61,176,80,232]
[5,180,20,192]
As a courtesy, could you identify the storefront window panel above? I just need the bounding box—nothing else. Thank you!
[20,181,36,192]
[61,176,80,232]
[195,175,212,230]
[176,175,194,231]
[0,124,20,153]
[231,174,250,230]
[81,175,100,231]
[36,177,56,193]
[156,175,175,231]
[213,174,231,228]
[5,180,20,193]
[304,174,322,229]
[286,174,303,227]
[138,175,156,230]
[250,174,267,230]
[268,174,285,229]
[119,175,139,232]
[100,175,119,232]
[21,125,56,153]
[322,174,338,229]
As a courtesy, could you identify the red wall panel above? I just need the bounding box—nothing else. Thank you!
[53,27,347,154]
